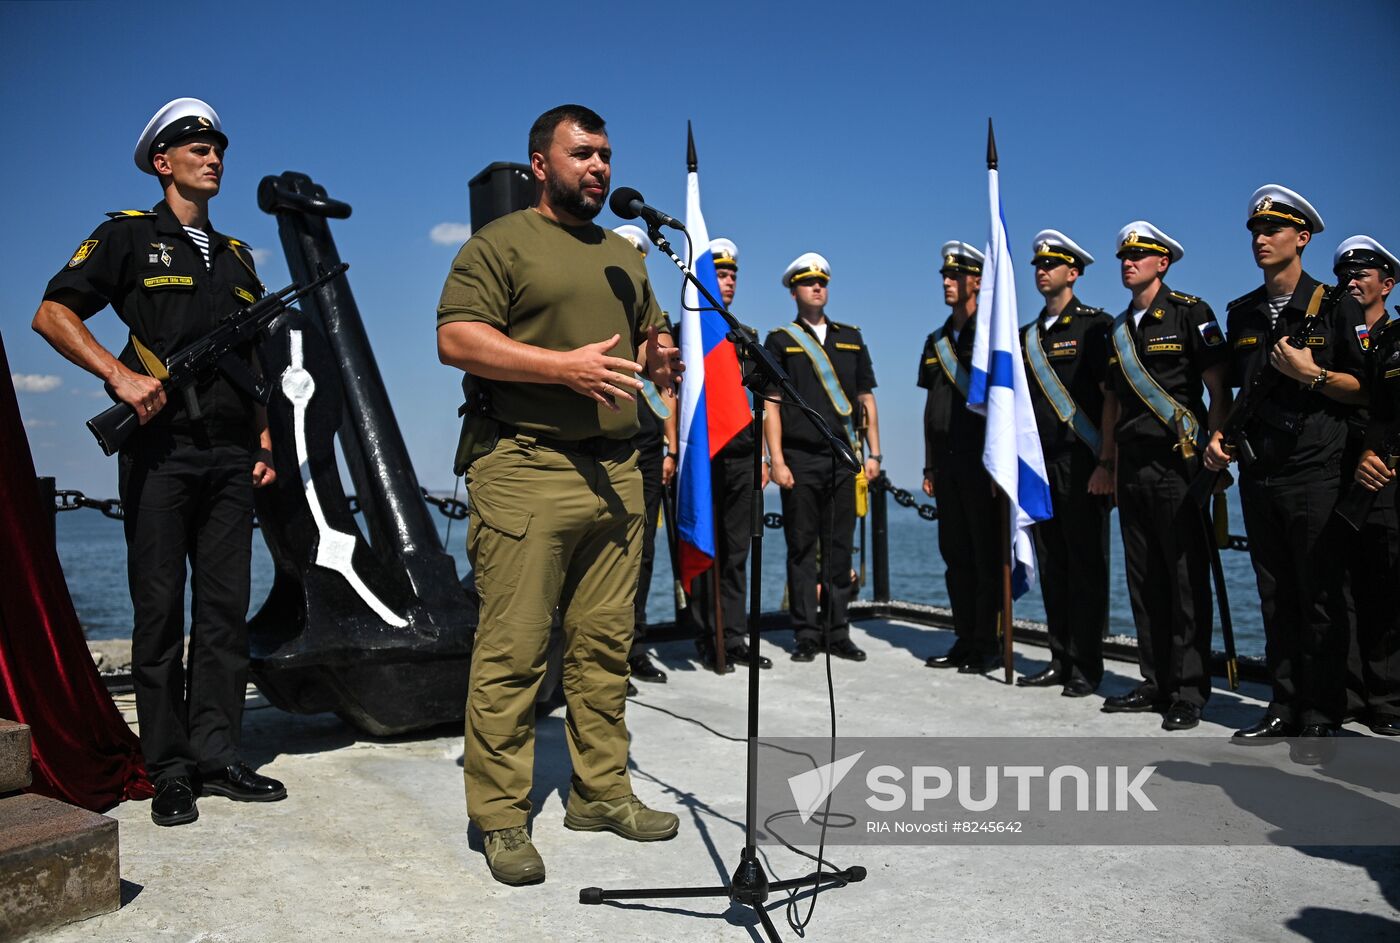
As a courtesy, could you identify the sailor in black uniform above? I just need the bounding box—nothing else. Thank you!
[1017,230,1117,697]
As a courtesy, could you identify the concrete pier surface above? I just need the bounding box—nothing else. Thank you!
[36,619,1400,943]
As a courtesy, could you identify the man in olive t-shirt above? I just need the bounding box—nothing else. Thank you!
[436,104,683,886]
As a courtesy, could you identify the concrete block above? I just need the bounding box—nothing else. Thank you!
[0,720,30,793]
[0,794,119,941]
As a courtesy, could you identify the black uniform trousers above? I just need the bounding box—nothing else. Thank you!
[684,444,755,654]
[780,447,855,645]
[119,436,253,782]
[933,460,1001,660]
[1116,445,1213,708]
[1239,474,1347,727]
[1033,449,1109,687]
[630,436,665,654]
[1342,501,1400,723]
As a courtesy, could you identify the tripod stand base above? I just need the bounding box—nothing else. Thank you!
[579,847,866,940]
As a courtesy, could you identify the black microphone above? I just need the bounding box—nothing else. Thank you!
[609,187,685,231]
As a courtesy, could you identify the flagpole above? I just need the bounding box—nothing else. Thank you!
[987,118,1014,685]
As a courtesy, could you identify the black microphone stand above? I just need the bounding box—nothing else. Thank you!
[578,224,865,942]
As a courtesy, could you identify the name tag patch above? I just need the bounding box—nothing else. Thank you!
[1305,336,1327,348]
[233,286,257,304]
[785,346,803,354]
[834,342,862,351]
[1234,335,1260,349]
[1145,342,1184,354]
[1048,347,1078,360]
[143,275,194,289]
[1386,367,1400,380]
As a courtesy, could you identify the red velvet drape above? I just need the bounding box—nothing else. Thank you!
[0,331,151,810]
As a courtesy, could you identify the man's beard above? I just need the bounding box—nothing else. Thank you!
[545,174,604,221]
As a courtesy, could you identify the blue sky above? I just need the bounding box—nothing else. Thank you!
[5,0,1399,495]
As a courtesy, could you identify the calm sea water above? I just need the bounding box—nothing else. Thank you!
[53,490,1268,657]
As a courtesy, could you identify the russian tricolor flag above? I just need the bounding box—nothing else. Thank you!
[675,140,750,592]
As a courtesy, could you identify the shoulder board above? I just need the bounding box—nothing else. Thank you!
[831,320,861,333]
[105,209,157,219]
[1227,288,1264,310]
[1168,290,1201,306]
[226,237,255,250]
[1075,303,1107,316]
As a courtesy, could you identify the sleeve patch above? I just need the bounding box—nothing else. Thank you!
[67,239,99,268]
[1197,320,1225,346]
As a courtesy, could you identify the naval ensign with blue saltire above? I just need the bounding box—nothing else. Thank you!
[966,156,1053,597]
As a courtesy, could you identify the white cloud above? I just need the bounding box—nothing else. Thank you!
[430,222,472,246]
[250,247,273,265]
[24,418,55,429]
[11,373,62,393]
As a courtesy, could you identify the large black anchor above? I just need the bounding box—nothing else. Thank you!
[248,171,475,735]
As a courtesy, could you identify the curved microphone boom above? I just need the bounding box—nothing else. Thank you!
[609,187,685,231]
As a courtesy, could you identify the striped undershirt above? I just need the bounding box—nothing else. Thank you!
[183,226,211,269]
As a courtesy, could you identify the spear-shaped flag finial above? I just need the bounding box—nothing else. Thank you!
[687,120,698,173]
[986,118,998,171]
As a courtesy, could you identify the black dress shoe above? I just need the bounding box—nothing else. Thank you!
[628,653,668,684]
[1161,701,1201,731]
[1061,679,1095,698]
[957,654,1004,675]
[200,762,287,802]
[151,776,198,826]
[729,644,773,669]
[791,640,820,663]
[1231,715,1297,743]
[926,645,970,669]
[1369,717,1400,736]
[1290,725,1337,765]
[697,647,736,674]
[827,639,867,662]
[1102,689,1159,713]
[1016,666,1064,688]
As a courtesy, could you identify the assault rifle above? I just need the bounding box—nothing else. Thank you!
[86,263,348,456]
[1187,279,1346,506]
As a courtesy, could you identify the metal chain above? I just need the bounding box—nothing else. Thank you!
[871,475,939,521]
[419,488,469,521]
[46,481,1250,551]
[53,489,125,521]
